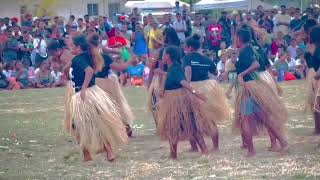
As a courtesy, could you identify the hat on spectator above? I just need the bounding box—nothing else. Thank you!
[10,17,18,23]
[119,15,126,20]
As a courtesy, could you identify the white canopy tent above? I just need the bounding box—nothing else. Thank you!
[194,0,249,11]
[125,0,189,10]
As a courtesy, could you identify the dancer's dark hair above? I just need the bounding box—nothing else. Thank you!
[185,34,201,51]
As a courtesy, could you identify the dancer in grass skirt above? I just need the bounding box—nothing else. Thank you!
[147,27,182,126]
[87,33,135,137]
[156,45,214,159]
[183,34,230,152]
[233,25,288,157]
[307,25,320,134]
[64,34,127,162]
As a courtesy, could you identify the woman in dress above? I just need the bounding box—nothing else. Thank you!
[87,33,135,137]
[233,26,288,157]
[64,34,127,162]
[183,34,230,152]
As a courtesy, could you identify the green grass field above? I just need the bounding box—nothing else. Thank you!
[0,81,320,179]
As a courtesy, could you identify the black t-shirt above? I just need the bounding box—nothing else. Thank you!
[311,46,320,71]
[96,53,113,78]
[164,64,186,90]
[71,52,95,92]
[253,45,270,72]
[235,45,257,82]
[183,52,216,81]
[157,46,185,71]
[290,19,302,31]
[305,52,313,68]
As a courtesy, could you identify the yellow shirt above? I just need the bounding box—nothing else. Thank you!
[148,29,161,49]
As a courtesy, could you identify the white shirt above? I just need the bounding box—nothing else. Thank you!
[287,58,296,71]
[217,61,225,75]
[33,38,47,57]
[275,13,291,35]
[2,70,12,78]
[287,45,297,59]
[173,20,186,42]
[51,71,62,82]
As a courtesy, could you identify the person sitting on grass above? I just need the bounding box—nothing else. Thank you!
[50,61,64,87]
[0,62,10,90]
[273,52,289,81]
[35,60,54,88]
[12,61,30,89]
[126,56,145,86]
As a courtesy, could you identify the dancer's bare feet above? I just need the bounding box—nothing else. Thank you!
[83,149,93,162]
[268,145,280,152]
[280,145,289,155]
[106,152,116,162]
[246,151,256,158]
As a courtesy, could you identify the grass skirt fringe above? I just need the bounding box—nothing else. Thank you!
[70,85,128,153]
[259,71,282,96]
[190,80,230,124]
[157,89,217,142]
[305,68,318,113]
[96,77,134,127]
[147,74,161,125]
[64,81,74,134]
[233,80,287,137]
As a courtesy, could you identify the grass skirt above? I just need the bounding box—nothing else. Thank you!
[259,71,282,96]
[64,81,74,133]
[157,89,217,142]
[147,74,161,125]
[190,80,230,124]
[305,68,318,113]
[96,77,134,127]
[233,80,287,136]
[67,85,128,153]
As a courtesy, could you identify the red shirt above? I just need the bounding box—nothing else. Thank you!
[108,36,127,48]
[208,24,222,47]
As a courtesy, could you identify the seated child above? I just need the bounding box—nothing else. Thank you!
[51,61,64,87]
[35,60,54,88]
[12,61,30,89]
[0,62,10,89]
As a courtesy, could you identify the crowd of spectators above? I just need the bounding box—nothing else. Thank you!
[0,2,319,90]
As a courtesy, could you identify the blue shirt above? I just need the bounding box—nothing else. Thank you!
[127,63,144,77]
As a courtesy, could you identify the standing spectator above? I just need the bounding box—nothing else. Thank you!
[67,15,78,28]
[10,17,18,27]
[84,14,90,26]
[245,12,258,29]
[3,28,19,64]
[77,18,86,32]
[33,29,48,68]
[132,22,147,57]
[218,11,232,47]
[0,18,6,31]
[174,1,182,14]
[148,21,162,58]
[208,19,222,52]
[290,11,302,32]
[275,5,291,36]
[121,23,131,45]
[182,10,192,38]
[18,30,33,66]
[192,16,205,44]
[173,13,186,43]
[258,13,272,33]
[232,13,243,36]
[287,39,298,59]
